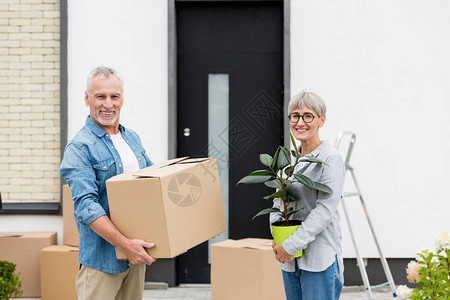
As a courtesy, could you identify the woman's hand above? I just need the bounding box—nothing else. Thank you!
[273,243,295,264]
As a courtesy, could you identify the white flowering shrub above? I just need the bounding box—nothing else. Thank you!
[398,231,450,299]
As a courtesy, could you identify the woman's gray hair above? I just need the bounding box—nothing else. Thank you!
[288,90,327,117]
[86,66,124,95]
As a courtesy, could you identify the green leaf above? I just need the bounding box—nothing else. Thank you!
[285,194,299,203]
[293,173,316,190]
[290,132,298,149]
[277,146,290,168]
[285,209,301,219]
[260,154,273,167]
[299,156,330,167]
[284,166,294,176]
[264,179,282,189]
[282,179,293,186]
[281,146,291,160]
[313,181,333,194]
[272,148,280,168]
[267,190,286,199]
[252,207,281,220]
[237,175,271,185]
[290,133,300,158]
[249,170,272,176]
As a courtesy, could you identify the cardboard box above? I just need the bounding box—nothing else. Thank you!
[106,157,226,259]
[0,232,57,297]
[41,245,79,300]
[63,184,79,246]
[211,238,286,300]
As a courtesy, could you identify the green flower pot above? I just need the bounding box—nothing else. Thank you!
[272,220,303,258]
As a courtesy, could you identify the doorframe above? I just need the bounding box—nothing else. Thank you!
[167,0,291,158]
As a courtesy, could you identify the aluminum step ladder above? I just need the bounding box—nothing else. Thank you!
[334,132,397,299]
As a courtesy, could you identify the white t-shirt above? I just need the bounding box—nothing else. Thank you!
[110,132,140,173]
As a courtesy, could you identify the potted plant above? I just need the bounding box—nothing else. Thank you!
[0,260,23,300]
[237,133,333,257]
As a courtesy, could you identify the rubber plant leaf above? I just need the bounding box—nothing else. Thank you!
[293,173,316,190]
[264,179,282,189]
[299,156,330,167]
[252,207,281,220]
[267,190,286,199]
[272,148,280,168]
[284,166,294,176]
[312,181,333,194]
[282,178,293,187]
[290,132,299,154]
[285,193,299,203]
[286,209,301,219]
[277,146,290,169]
[260,154,273,167]
[249,170,272,176]
[236,175,271,185]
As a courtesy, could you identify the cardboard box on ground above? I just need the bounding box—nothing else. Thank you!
[41,245,79,300]
[0,232,57,298]
[211,238,286,300]
[62,184,79,247]
[106,157,226,259]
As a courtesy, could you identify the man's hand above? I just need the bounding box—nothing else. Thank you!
[273,243,295,264]
[89,215,157,265]
[119,239,156,265]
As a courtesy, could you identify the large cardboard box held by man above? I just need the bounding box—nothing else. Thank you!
[106,157,226,259]
[0,232,57,297]
[211,238,286,300]
[63,184,79,246]
[41,245,79,300]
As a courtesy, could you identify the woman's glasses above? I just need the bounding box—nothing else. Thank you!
[288,113,316,124]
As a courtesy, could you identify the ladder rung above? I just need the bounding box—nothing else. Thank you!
[336,132,397,300]
[367,281,392,290]
[344,192,360,197]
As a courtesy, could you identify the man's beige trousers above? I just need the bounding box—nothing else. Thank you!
[76,264,145,300]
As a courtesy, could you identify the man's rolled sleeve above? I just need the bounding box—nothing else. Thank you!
[76,201,106,225]
[60,143,107,226]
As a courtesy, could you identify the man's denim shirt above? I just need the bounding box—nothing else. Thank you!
[59,117,153,274]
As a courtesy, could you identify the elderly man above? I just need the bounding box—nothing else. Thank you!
[60,66,156,300]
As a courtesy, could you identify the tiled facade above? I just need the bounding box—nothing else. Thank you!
[0,0,60,203]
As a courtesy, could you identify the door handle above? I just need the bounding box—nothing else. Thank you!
[183,128,191,137]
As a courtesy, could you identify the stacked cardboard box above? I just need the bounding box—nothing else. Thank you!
[62,184,79,246]
[40,185,79,300]
[39,157,225,299]
[0,231,57,298]
[41,245,79,300]
[211,238,286,300]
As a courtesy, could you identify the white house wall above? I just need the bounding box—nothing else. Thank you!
[291,0,450,257]
[67,0,168,164]
[0,1,168,246]
[2,1,447,260]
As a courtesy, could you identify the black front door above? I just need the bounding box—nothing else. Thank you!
[176,1,284,283]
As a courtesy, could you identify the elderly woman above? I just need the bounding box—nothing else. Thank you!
[271,91,345,300]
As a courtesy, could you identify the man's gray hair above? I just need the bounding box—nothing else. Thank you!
[288,90,327,117]
[86,66,124,95]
